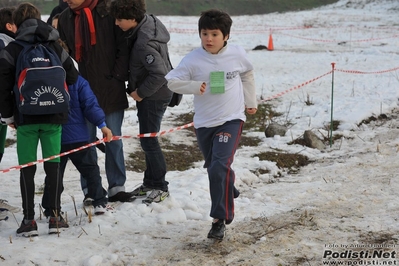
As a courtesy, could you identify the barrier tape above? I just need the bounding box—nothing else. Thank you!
[259,70,333,103]
[278,32,399,43]
[2,64,398,174]
[0,138,105,173]
[0,122,194,174]
[336,66,399,74]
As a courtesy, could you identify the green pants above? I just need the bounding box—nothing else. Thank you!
[17,124,62,220]
[0,125,7,154]
[17,124,62,164]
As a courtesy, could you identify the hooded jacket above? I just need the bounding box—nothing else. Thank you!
[57,0,130,114]
[0,31,15,50]
[62,75,106,145]
[126,14,173,101]
[0,18,79,126]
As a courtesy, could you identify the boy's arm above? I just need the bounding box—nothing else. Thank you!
[241,70,257,109]
[167,79,205,95]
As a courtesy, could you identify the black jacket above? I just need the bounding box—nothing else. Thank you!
[57,0,130,114]
[126,14,173,101]
[0,18,78,126]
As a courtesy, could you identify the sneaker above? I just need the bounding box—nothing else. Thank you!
[0,211,8,221]
[17,220,38,237]
[108,191,136,202]
[0,199,20,213]
[49,216,69,234]
[94,204,114,215]
[142,189,169,204]
[83,195,94,206]
[131,185,152,197]
[207,219,225,240]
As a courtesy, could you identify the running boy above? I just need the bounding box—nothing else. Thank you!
[165,9,258,240]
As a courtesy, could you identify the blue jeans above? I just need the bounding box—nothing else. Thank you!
[137,98,170,191]
[81,109,126,197]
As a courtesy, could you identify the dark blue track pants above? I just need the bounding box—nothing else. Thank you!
[195,119,243,224]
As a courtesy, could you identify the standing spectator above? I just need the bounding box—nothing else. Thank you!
[42,74,113,216]
[0,6,17,164]
[0,3,79,236]
[46,0,68,25]
[165,9,258,240]
[57,0,134,202]
[109,0,173,204]
[41,20,111,216]
[52,13,107,156]
[0,6,20,223]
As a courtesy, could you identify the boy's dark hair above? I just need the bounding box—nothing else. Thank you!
[198,9,232,39]
[109,0,146,23]
[13,2,41,28]
[0,7,16,31]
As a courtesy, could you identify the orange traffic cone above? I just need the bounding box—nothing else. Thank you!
[268,33,274,51]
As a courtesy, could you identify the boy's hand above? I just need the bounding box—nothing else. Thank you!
[246,108,257,115]
[101,126,113,142]
[130,90,143,102]
[200,82,206,95]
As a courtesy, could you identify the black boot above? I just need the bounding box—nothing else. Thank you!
[207,219,225,240]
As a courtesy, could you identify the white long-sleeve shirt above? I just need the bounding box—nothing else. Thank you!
[166,44,257,129]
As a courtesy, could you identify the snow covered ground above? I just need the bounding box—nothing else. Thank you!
[1,0,399,265]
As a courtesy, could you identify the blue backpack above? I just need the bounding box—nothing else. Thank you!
[14,41,70,115]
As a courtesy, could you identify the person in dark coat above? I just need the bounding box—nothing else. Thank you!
[0,6,16,164]
[57,0,134,202]
[0,6,20,222]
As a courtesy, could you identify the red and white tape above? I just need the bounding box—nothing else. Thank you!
[0,122,194,174]
[260,70,333,103]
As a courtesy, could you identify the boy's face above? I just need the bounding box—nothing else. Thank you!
[115,18,137,32]
[200,29,228,54]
